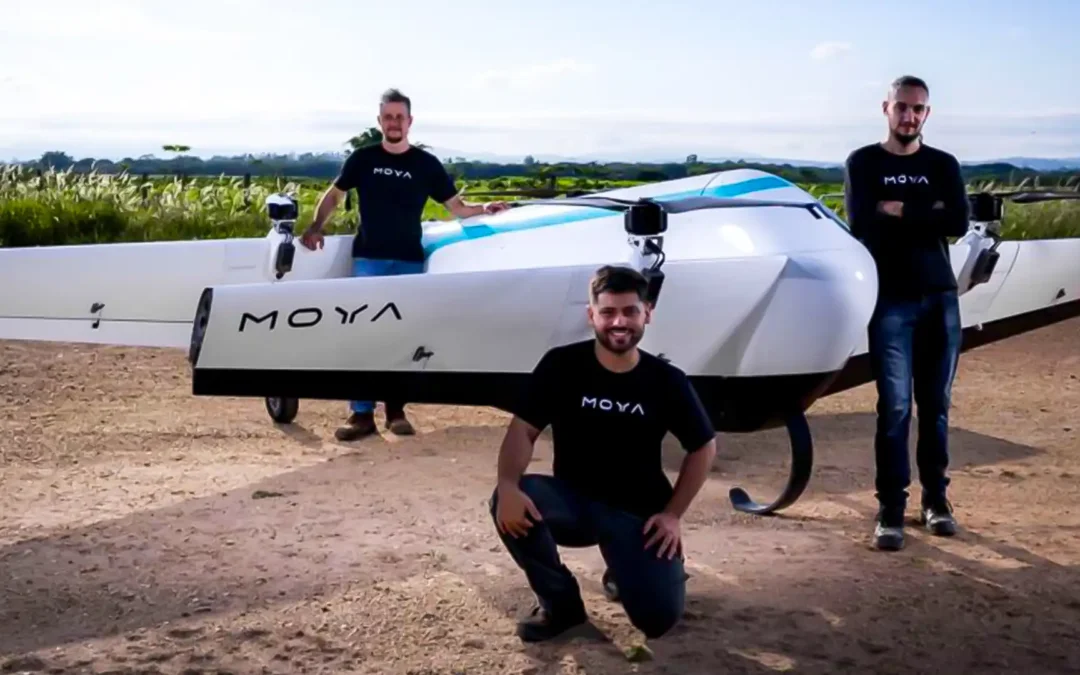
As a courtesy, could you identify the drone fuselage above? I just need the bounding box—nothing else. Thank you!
[188,170,879,432]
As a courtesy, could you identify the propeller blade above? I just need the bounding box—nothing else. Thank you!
[511,194,822,215]
[1003,191,1080,204]
[509,196,638,211]
[653,195,822,214]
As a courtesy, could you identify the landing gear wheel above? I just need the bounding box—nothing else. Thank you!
[265,396,299,424]
[729,410,813,516]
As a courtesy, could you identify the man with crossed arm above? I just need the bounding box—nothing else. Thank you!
[844,75,970,551]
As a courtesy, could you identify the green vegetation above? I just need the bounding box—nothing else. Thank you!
[1,159,1078,248]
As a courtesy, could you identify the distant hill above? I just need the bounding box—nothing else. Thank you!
[982,157,1080,171]
[424,147,1080,172]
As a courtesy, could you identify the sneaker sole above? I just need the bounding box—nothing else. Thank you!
[335,427,378,441]
[921,514,958,537]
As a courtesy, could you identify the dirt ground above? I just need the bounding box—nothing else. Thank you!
[1,317,1078,675]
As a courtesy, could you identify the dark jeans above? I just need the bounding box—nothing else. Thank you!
[868,289,962,513]
[489,474,685,639]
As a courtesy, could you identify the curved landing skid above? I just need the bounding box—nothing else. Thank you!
[265,396,299,424]
[728,411,813,516]
[258,396,814,515]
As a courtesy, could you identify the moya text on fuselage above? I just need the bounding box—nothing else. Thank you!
[237,302,403,332]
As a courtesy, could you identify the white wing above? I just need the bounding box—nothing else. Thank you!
[0,228,353,348]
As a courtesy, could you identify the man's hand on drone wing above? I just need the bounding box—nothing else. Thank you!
[299,226,325,250]
[483,201,510,214]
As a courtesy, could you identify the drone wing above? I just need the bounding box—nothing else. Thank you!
[0,231,354,349]
[827,235,1080,394]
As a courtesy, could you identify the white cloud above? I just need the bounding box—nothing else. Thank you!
[468,58,596,90]
[810,41,853,60]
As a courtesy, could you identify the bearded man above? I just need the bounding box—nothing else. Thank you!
[843,75,970,551]
[488,264,718,642]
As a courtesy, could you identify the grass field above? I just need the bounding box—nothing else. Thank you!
[1,165,1078,247]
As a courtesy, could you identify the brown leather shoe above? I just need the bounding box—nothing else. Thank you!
[334,412,377,441]
[385,407,415,435]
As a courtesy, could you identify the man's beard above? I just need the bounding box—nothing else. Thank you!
[384,129,404,143]
[595,326,642,354]
[891,127,921,146]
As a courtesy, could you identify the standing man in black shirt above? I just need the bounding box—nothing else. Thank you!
[843,75,970,551]
[298,88,508,441]
[490,265,718,642]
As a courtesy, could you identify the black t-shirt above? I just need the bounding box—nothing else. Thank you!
[843,142,971,299]
[515,340,716,519]
[333,144,459,262]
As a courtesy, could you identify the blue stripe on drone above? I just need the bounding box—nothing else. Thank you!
[423,173,794,256]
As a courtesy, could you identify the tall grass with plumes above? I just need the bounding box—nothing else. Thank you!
[2,164,1078,247]
[0,165,362,246]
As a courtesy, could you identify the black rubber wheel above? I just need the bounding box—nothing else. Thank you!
[728,410,814,516]
[265,396,299,424]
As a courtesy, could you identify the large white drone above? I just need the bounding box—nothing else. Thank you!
[2,169,1077,515]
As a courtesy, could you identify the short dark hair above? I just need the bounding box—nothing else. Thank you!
[891,75,928,96]
[590,265,648,303]
[380,88,411,113]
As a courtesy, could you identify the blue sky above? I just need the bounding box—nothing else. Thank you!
[2,0,1078,163]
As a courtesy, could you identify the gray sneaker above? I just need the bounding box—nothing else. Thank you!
[921,499,957,537]
[874,506,905,551]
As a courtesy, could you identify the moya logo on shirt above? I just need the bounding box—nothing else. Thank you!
[582,395,645,416]
[373,167,413,179]
[883,174,929,185]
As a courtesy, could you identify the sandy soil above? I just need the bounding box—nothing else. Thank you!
[1,317,1079,675]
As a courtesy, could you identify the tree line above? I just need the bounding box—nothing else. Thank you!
[16,147,1078,187]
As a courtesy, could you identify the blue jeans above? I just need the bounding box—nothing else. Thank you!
[489,474,685,639]
[868,289,962,512]
[349,257,425,415]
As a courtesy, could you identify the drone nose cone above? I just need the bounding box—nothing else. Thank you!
[734,245,878,376]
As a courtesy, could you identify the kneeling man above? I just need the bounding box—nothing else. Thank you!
[490,265,717,642]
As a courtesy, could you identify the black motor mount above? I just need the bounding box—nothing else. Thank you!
[267,193,299,280]
[624,202,668,306]
[624,200,668,236]
[968,192,1003,223]
[963,192,1005,288]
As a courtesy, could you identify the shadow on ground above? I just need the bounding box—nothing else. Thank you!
[1,415,1077,674]
[661,410,1045,515]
